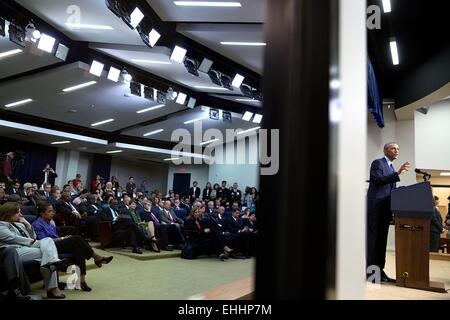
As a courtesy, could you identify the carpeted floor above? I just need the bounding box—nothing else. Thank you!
[30,248,255,300]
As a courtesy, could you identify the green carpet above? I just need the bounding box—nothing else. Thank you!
[30,247,255,300]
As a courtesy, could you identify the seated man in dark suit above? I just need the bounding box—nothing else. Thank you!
[6,181,25,198]
[224,208,251,258]
[100,198,146,254]
[37,183,52,201]
[54,192,81,235]
[76,194,101,241]
[0,246,31,300]
[156,200,185,247]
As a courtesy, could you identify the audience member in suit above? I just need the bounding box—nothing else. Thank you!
[0,202,65,299]
[100,198,145,254]
[241,212,257,256]
[78,194,102,217]
[189,181,201,201]
[117,193,132,216]
[38,163,58,187]
[367,142,410,282]
[157,201,185,246]
[224,208,251,258]
[205,201,215,216]
[74,193,100,241]
[126,177,137,195]
[37,183,52,201]
[173,199,183,211]
[202,182,213,201]
[430,196,445,252]
[33,202,113,292]
[140,200,173,251]
[48,187,61,207]
[217,181,230,202]
[229,182,242,203]
[128,200,159,252]
[6,181,25,198]
[184,207,233,260]
[54,192,81,234]
[0,246,31,299]
[180,196,191,211]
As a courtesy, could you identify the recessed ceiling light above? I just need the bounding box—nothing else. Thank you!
[4,98,33,108]
[184,115,209,124]
[237,127,261,135]
[253,114,263,124]
[130,7,145,29]
[236,98,260,103]
[131,59,171,65]
[170,46,187,63]
[149,29,161,47]
[164,157,181,161]
[194,86,228,91]
[51,141,71,145]
[441,172,450,176]
[144,129,164,137]
[390,40,399,65]
[89,60,104,77]
[242,111,253,121]
[65,23,114,30]
[0,49,23,59]
[174,1,242,7]
[91,119,114,127]
[106,150,123,154]
[200,138,220,146]
[107,67,121,82]
[232,74,245,88]
[137,104,165,114]
[176,93,187,105]
[37,33,56,53]
[382,0,392,13]
[62,81,97,92]
[220,42,266,46]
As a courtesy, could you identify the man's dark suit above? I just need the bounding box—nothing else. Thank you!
[367,157,400,272]
[38,171,58,186]
[189,187,201,199]
[6,187,25,198]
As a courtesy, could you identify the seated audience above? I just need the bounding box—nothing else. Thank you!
[0,202,65,299]
[54,192,81,234]
[430,196,445,252]
[33,202,113,291]
[0,246,31,300]
[128,200,159,252]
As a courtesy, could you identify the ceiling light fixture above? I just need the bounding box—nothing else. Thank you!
[232,74,245,88]
[0,49,23,59]
[89,60,104,77]
[253,114,263,124]
[148,29,161,47]
[170,46,187,63]
[164,158,181,161]
[25,23,41,42]
[62,81,97,92]
[237,127,261,135]
[37,33,56,53]
[51,141,71,145]
[144,129,164,137]
[174,1,242,7]
[242,111,253,121]
[4,98,33,108]
[91,119,114,127]
[382,0,392,13]
[137,104,165,114]
[176,93,187,105]
[65,23,114,30]
[107,66,121,82]
[390,39,399,65]
[130,7,145,29]
[220,42,266,46]
[131,59,171,65]
[106,150,123,154]
[55,43,69,61]
[194,86,228,91]
[236,98,260,103]
[184,115,209,124]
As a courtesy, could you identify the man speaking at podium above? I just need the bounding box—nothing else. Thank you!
[367,142,410,282]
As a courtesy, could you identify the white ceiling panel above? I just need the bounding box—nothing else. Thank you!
[0,61,188,132]
[15,0,143,45]
[147,0,267,23]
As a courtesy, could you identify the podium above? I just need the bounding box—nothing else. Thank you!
[391,182,446,293]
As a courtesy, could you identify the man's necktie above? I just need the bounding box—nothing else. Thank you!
[390,164,395,173]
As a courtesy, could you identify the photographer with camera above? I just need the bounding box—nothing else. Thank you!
[38,163,58,187]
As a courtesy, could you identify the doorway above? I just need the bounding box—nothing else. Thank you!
[173,173,191,196]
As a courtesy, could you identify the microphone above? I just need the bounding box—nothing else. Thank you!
[414,168,431,177]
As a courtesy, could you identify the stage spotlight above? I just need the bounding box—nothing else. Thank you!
[107,66,121,82]
[232,74,245,88]
[176,93,187,105]
[184,58,199,76]
[25,23,41,42]
[210,108,220,120]
[170,45,187,63]
[223,111,232,123]
[220,74,233,91]
[187,97,196,109]
[8,22,26,48]
[144,86,154,100]
[199,58,213,73]
[130,7,144,29]
[208,70,222,87]
[55,43,69,61]
[121,70,132,82]
[89,60,104,77]
[148,29,161,47]
[0,18,5,37]
[242,111,253,122]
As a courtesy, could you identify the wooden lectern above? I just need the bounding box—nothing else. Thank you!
[391,182,446,293]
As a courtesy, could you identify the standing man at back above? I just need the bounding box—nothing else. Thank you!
[367,142,410,283]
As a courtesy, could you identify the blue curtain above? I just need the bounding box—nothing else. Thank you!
[0,138,57,184]
[90,154,111,186]
[368,58,385,128]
